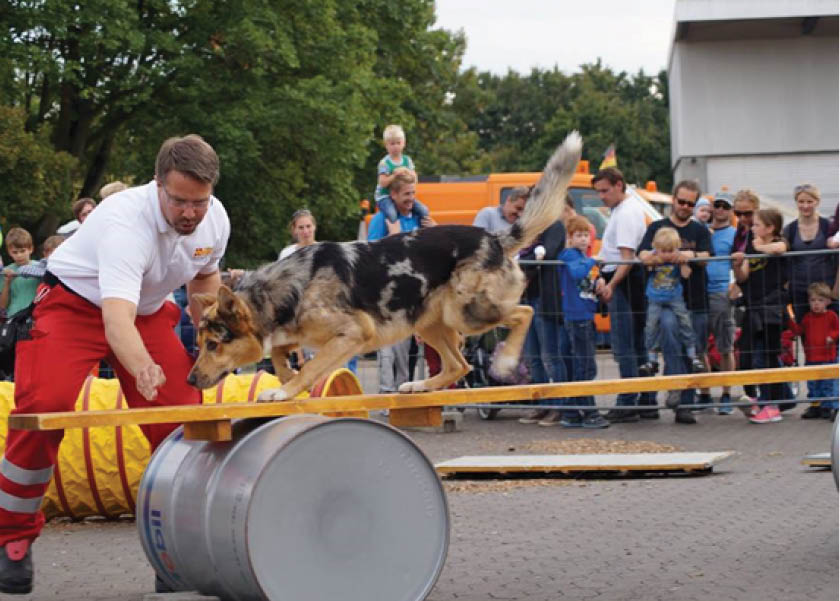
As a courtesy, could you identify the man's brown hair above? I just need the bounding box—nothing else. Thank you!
[155,134,220,185]
[592,167,626,193]
[673,179,702,201]
[389,170,417,193]
[5,227,33,250]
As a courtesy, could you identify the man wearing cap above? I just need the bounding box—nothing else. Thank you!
[706,192,738,413]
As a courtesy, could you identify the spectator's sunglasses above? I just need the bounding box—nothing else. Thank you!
[675,198,696,207]
[794,184,819,199]
[733,210,754,217]
[713,201,731,209]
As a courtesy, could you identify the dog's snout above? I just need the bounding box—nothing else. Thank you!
[186,372,197,386]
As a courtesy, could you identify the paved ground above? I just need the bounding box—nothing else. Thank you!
[16,402,838,601]
[8,355,839,601]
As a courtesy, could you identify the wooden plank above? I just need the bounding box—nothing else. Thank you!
[183,420,232,442]
[389,407,443,428]
[8,365,836,432]
[435,452,735,475]
[801,452,832,467]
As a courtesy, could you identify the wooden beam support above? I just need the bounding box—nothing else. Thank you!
[8,365,837,433]
[183,419,232,442]
[389,407,443,428]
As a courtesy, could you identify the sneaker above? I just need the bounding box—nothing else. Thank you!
[690,357,706,373]
[519,409,550,424]
[603,409,640,423]
[639,409,660,420]
[801,405,823,419]
[674,408,697,424]
[582,414,610,429]
[638,361,659,377]
[538,410,562,426]
[737,395,759,418]
[820,407,837,420]
[750,405,782,424]
[0,540,33,595]
[665,390,682,410]
[716,393,733,415]
[559,415,584,428]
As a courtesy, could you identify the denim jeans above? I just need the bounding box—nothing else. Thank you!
[644,297,696,357]
[524,297,570,406]
[565,320,597,417]
[658,307,695,406]
[806,360,839,409]
[607,284,654,406]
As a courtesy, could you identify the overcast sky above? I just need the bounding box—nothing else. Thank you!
[434,1,678,76]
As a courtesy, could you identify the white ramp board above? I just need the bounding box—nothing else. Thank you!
[436,451,735,476]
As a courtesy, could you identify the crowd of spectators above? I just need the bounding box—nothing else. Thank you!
[512,167,838,427]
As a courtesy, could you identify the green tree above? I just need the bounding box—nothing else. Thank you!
[0,106,76,238]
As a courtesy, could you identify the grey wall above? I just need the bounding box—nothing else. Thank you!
[670,35,838,159]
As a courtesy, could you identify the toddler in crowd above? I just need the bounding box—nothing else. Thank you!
[790,282,839,421]
[1,228,40,319]
[557,216,609,428]
[374,124,429,234]
[638,227,706,377]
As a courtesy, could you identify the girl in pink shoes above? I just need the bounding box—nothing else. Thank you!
[732,208,789,424]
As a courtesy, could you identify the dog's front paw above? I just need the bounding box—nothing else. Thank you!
[398,380,429,394]
[257,388,290,402]
[489,356,518,382]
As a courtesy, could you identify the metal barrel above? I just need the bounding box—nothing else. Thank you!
[832,419,839,490]
[136,415,450,601]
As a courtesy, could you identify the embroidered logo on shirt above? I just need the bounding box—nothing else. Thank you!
[193,247,213,258]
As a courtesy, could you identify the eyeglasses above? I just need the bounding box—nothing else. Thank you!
[292,209,312,219]
[794,184,818,196]
[713,201,731,209]
[675,198,696,207]
[161,186,211,210]
[733,210,754,217]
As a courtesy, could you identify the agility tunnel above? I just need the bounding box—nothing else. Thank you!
[0,368,363,520]
[138,414,450,601]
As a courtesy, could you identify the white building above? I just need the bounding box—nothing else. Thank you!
[668,0,838,216]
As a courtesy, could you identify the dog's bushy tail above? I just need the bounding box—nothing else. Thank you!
[500,131,583,255]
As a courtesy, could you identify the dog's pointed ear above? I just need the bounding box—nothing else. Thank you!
[216,285,238,317]
[191,292,217,312]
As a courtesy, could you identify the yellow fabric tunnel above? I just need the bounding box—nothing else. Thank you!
[0,369,362,520]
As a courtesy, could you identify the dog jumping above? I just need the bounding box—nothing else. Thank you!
[187,131,583,401]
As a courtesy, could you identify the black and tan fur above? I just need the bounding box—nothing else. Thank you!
[187,132,583,401]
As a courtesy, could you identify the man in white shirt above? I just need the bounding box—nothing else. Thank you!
[0,135,230,594]
[593,167,654,422]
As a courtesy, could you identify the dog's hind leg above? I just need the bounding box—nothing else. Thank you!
[399,325,471,393]
[258,313,375,402]
[489,304,534,381]
[270,344,298,384]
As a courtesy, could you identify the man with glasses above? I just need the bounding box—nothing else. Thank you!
[0,135,230,594]
[637,180,711,424]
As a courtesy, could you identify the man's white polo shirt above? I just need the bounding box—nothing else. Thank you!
[598,195,647,273]
[48,181,230,315]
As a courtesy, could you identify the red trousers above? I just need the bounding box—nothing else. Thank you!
[0,285,200,545]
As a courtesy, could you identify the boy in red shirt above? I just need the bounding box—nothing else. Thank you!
[789,282,839,420]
